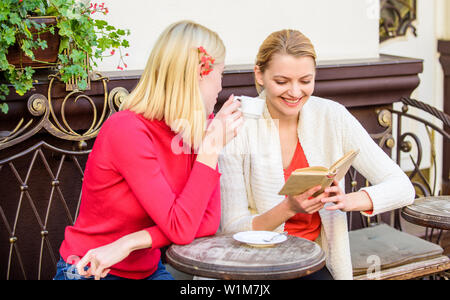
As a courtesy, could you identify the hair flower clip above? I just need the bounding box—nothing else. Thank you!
[198,46,215,76]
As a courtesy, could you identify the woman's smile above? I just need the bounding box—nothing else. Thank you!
[280,96,303,106]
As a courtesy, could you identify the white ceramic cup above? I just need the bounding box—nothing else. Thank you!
[234,96,265,119]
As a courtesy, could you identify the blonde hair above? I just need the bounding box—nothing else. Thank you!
[120,20,225,149]
[255,29,316,93]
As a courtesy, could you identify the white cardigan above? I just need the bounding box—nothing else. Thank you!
[218,94,415,280]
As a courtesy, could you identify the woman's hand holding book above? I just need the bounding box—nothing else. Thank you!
[285,185,328,215]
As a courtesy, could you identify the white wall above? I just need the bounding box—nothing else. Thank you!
[380,0,440,109]
[380,0,444,189]
[436,0,450,39]
[94,0,380,71]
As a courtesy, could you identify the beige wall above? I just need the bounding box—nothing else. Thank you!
[95,0,380,71]
[380,0,446,185]
[436,0,450,39]
[380,0,440,108]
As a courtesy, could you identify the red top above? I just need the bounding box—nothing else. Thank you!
[59,110,221,279]
[283,141,322,241]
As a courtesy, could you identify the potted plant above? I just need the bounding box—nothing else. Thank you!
[0,0,130,114]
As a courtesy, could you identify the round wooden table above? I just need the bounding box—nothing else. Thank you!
[165,233,326,280]
[401,196,450,243]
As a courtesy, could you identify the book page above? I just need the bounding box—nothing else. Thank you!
[279,173,334,196]
[292,166,329,175]
[329,149,359,181]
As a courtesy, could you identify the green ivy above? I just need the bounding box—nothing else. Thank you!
[0,0,130,113]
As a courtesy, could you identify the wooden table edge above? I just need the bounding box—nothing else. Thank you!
[401,207,450,230]
[165,248,326,280]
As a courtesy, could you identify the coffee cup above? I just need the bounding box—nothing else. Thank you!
[234,96,265,119]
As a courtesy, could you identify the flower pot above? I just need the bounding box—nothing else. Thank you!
[7,16,60,69]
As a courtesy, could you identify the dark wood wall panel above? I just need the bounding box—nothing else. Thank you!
[438,40,450,195]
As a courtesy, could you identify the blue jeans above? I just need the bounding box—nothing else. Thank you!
[54,257,174,280]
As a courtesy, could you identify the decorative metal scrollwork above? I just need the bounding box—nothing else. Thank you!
[355,98,450,230]
[108,87,129,115]
[0,73,129,151]
[0,70,133,280]
[393,97,450,197]
[372,108,395,149]
[380,0,417,43]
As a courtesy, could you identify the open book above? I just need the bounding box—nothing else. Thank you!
[279,149,360,196]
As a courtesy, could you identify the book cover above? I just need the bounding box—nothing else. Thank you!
[278,149,360,196]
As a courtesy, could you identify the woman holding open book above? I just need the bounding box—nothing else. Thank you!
[218,29,415,280]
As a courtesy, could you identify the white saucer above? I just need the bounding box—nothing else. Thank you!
[233,231,287,247]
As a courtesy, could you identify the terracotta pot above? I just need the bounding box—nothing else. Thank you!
[7,16,60,69]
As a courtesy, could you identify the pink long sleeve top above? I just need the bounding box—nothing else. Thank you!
[59,110,221,279]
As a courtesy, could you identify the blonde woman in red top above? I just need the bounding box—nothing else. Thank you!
[54,21,243,280]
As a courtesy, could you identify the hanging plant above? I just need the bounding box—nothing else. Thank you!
[0,0,131,114]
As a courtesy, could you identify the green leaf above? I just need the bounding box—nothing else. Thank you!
[65,9,81,20]
[77,78,87,90]
[9,13,21,25]
[37,39,48,50]
[3,26,16,45]
[70,49,85,64]
[31,20,41,31]
[110,40,120,48]
[0,51,9,70]
[22,22,33,39]
[0,84,10,105]
[108,31,118,39]
[58,53,69,65]
[96,37,110,51]
[121,40,130,48]
[37,1,47,15]
[6,67,35,96]
[0,6,8,22]
[0,83,10,96]
[94,19,108,29]
[24,67,34,80]
[62,64,85,78]
[46,6,58,16]
[57,20,73,37]
[21,40,35,59]
[0,103,9,114]
[59,37,69,53]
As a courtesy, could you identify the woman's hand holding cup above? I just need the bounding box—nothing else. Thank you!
[213,94,244,145]
[197,95,243,168]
